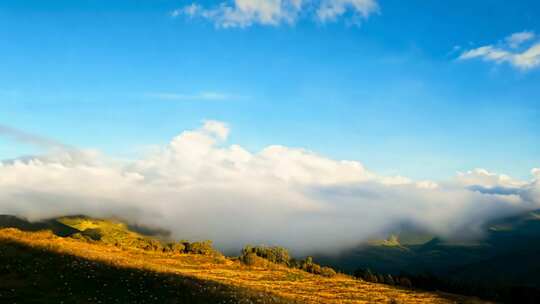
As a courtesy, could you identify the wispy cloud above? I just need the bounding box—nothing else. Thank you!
[316,0,378,22]
[506,31,535,48]
[0,123,103,167]
[458,31,540,70]
[171,0,379,28]
[146,91,240,101]
[0,123,69,150]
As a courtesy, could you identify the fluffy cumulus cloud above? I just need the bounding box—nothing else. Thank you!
[171,0,379,28]
[456,168,529,189]
[458,31,540,70]
[1,121,539,254]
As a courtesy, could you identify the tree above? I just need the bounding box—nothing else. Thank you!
[241,245,291,266]
[186,240,216,255]
[399,277,412,288]
[163,242,185,254]
[385,274,395,285]
[320,266,337,277]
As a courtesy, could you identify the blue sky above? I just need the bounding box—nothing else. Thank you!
[1,0,539,180]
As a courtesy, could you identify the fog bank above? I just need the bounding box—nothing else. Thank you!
[1,121,539,254]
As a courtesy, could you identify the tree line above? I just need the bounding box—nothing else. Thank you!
[240,245,337,277]
[353,267,540,304]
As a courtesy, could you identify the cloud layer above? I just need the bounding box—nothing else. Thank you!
[459,31,540,70]
[172,0,379,28]
[1,121,539,254]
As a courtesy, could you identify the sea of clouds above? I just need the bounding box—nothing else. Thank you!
[1,121,539,254]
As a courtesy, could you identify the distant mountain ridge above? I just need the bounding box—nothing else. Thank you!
[315,209,540,303]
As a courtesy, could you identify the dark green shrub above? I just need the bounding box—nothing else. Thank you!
[399,277,412,288]
[139,238,162,251]
[163,242,185,254]
[311,264,322,275]
[300,256,314,272]
[81,228,103,241]
[240,245,337,277]
[185,240,216,255]
[354,268,385,283]
[297,256,337,277]
[240,245,291,266]
[385,274,395,285]
[240,252,268,267]
[288,258,302,269]
[353,268,366,279]
[71,232,94,242]
[320,266,337,277]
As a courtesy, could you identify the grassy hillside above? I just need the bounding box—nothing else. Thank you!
[0,214,80,236]
[0,216,488,304]
[57,216,167,249]
[0,234,287,304]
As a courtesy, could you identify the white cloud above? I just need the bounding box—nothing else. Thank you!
[172,0,379,28]
[175,0,303,28]
[456,168,528,189]
[1,121,539,254]
[532,168,540,179]
[458,31,540,70]
[506,31,535,48]
[459,46,509,62]
[316,0,378,22]
[512,43,540,69]
[172,3,203,18]
[201,120,230,140]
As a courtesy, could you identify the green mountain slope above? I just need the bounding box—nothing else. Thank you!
[316,210,540,303]
[0,215,80,236]
[319,210,540,276]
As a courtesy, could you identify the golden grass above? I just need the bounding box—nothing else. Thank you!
[0,228,491,304]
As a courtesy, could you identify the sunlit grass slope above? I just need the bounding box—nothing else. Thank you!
[0,222,490,303]
[57,216,165,249]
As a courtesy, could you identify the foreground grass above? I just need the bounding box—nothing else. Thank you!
[0,228,490,304]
